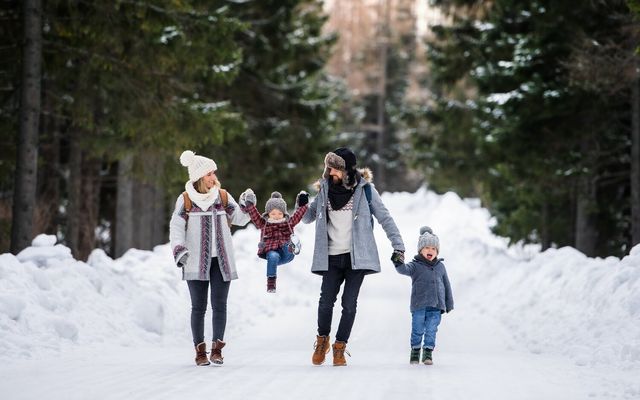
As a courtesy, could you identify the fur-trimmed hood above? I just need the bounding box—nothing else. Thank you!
[314,167,373,191]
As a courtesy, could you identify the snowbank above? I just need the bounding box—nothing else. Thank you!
[0,188,638,370]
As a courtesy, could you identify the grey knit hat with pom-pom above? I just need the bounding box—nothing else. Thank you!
[265,191,288,215]
[417,226,439,253]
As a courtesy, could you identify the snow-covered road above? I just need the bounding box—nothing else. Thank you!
[1,188,638,399]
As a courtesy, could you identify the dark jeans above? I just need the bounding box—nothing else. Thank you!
[186,258,230,346]
[317,253,366,343]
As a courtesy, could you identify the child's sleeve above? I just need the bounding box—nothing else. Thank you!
[245,203,266,229]
[443,266,454,313]
[289,204,309,227]
[226,192,250,227]
[301,194,318,224]
[394,260,414,276]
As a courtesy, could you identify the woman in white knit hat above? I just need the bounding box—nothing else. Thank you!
[169,150,249,366]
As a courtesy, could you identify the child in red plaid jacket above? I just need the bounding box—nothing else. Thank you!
[240,190,309,292]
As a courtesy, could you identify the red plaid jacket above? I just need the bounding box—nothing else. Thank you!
[245,203,308,256]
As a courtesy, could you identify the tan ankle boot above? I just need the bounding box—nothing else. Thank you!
[195,342,210,366]
[210,339,226,365]
[332,341,349,366]
[312,335,330,365]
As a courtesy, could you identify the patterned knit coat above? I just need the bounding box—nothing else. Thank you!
[169,190,249,281]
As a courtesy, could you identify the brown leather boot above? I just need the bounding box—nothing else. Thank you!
[267,277,276,293]
[312,335,330,365]
[210,339,226,365]
[332,341,349,366]
[194,342,210,366]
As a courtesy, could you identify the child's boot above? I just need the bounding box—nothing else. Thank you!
[267,276,276,293]
[410,348,421,364]
[422,348,433,365]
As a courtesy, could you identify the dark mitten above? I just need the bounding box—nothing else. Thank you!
[390,249,405,265]
[297,191,309,207]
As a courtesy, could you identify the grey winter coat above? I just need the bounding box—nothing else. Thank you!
[302,168,405,275]
[395,255,454,313]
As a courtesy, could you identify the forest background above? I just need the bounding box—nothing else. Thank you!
[2,0,639,260]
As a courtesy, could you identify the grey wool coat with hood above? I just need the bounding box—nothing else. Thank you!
[302,168,405,274]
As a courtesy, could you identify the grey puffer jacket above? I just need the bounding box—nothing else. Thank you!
[395,254,454,313]
[302,168,405,275]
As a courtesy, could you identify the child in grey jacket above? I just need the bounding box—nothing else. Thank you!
[392,226,454,365]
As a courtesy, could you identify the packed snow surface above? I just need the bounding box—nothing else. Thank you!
[1,188,638,399]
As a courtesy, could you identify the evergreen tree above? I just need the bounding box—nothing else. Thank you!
[204,0,340,204]
[423,0,633,256]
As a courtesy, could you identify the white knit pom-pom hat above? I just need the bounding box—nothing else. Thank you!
[180,150,217,182]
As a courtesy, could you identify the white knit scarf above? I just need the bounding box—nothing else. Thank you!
[184,181,220,211]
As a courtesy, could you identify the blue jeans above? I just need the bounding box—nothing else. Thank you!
[265,244,295,277]
[411,307,441,349]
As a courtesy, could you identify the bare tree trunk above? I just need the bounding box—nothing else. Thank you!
[133,156,156,250]
[375,0,389,191]
[541,200,551,251]
[632,77,640,247]
[575,173,598,256]
[151,159,166,247]
[76,157,102,261]
[11,0,42,254]
[35,95,60,236]
[67,138,82,257]
[134,182,154,250]
[114,154,133,257]
[35,137,60,235]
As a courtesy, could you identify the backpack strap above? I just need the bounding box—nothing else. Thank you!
[364,183,374,227]
[219,188,229,208]
[182,189,231,227]
[219,188,231,228]
[182,191,192,212]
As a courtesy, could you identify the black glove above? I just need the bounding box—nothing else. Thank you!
[391,249,404,265]
[297,191,309,207]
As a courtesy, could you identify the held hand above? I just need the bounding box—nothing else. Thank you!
[296,191,309,207]
[240,189,256,207]
[390,249,404,265]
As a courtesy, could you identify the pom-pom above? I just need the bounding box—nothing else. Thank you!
[180,150,195,167]
[270,191,282,199]
[419,226,433,235]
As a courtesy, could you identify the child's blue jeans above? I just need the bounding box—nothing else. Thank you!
[411,306,442,349]
[265,244,295,277]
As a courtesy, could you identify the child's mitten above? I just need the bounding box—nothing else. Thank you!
[240,189,256,207]
[390,249,405,265]
[296,191,309,207]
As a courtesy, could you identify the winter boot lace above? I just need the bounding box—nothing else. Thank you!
[332,341,350,366]
[210,339,226,365]
[410,348,421,365]
[267,277,276,293]
[195,342,210,366]
[312,335,331,365]
[422,348,433,365]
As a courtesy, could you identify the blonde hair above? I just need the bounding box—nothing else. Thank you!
[194,176,221,194]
